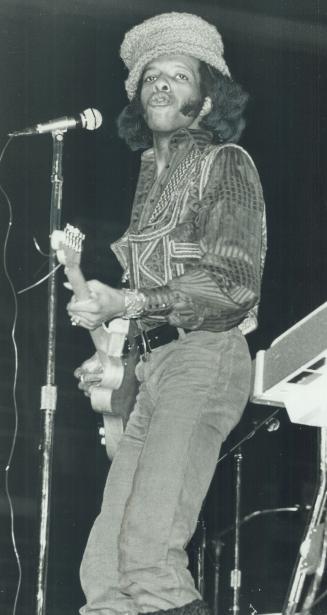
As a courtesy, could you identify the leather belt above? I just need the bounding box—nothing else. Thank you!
[124,324,191,357]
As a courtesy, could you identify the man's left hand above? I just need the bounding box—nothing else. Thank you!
[67,280,125,330]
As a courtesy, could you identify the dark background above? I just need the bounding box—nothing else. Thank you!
[0,1,326,614]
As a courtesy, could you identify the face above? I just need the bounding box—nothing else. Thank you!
[140,54,206,135]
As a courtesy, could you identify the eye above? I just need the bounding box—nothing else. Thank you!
[176,73,189,81]
[143,74,157,83]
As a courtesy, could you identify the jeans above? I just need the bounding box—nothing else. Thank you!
[80,327,252,615]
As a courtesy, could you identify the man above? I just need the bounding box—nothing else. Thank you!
[59,12,266,615]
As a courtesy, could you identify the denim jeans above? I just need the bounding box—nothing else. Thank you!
[80,327,251,615]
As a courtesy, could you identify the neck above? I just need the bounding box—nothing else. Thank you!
[152,132,172,177]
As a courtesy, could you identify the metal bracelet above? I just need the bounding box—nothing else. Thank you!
[123,289,147,319]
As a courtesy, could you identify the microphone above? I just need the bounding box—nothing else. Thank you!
[8,107,103,137]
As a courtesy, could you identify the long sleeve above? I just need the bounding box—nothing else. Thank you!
[140,145,267,332]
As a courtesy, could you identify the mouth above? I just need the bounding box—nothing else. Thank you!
[148,92,172,107]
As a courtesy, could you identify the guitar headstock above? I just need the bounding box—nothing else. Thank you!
[60,224,85,268]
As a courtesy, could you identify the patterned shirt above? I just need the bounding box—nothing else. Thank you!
[111,128,267,333]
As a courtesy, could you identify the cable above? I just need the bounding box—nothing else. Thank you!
[0,136,22,615]
[0,135,14,165]
[17,263,61,294]
[33,236,50,257]
[216,505,311,539]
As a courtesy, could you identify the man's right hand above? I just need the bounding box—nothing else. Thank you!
[74,353,104,397]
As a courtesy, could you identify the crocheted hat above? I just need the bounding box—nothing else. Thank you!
[120,12,231,100]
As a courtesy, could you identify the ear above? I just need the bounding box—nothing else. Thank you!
[199,96,212,118]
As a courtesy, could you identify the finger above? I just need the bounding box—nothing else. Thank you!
[74,365,93,380]
[69,314,83,327]
[81,373,103,384]
[81,365,104,376]
[68,299,97,313]
[78,381,98,395]
[69,309,102,330]
[71,322,93,330]
[76,320,97,331]
[78,382,92,394]
[68,308,99,322]
[77,378,93,392]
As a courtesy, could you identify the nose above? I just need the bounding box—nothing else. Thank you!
[154,74,170,92]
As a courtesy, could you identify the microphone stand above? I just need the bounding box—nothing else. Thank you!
[36,129,65,615]
[230,449,243,615]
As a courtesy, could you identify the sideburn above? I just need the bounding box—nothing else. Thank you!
[180,98,204,118]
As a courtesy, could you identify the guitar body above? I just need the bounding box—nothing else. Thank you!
[90,318,129,413]
[90,318,140,460]
[51,226,139,460]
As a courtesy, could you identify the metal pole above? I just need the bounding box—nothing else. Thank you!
[36,130,65,615]
[230,450,243,615]
[210,537,224,615]
[196,516,207,597]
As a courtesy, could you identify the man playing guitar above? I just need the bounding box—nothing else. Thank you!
[53,12,266,615]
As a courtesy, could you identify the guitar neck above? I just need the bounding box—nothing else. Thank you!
[65,265,106,352]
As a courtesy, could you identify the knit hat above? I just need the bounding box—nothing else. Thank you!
[120,12,231,101]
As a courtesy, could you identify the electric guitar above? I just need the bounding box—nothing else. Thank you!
[51,224,139,460]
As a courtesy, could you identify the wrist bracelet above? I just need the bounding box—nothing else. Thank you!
[123,289,147,319]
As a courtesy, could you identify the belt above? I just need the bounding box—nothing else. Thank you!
[124,324,191,357]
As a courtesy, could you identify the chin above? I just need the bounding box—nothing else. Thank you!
[144,104,179,130]
[145,112,192,134]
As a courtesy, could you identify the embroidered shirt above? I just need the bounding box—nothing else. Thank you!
[111,128,267,333]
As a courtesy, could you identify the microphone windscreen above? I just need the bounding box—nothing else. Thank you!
[80,108,103,131]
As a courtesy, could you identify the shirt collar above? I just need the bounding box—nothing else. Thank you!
[141,128,213,162]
